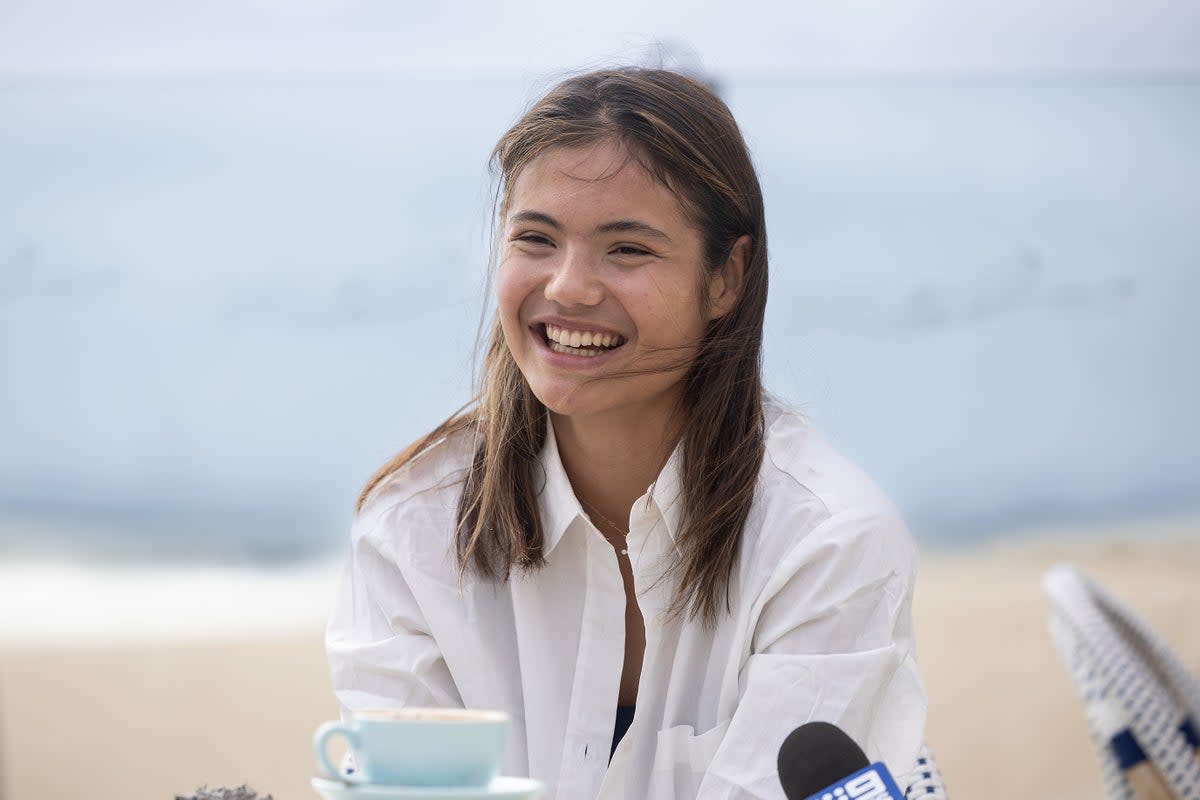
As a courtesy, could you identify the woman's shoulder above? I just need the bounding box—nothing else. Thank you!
[760,394,903,523]
[746,395,916,588]
[353,423,477,544]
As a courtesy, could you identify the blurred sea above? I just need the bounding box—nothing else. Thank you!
[1,75,1198,563]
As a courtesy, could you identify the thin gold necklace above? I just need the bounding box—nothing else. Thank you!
[578,496,630,556]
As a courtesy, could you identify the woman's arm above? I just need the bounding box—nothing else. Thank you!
[325,513,464,716]
[695,509,927,799]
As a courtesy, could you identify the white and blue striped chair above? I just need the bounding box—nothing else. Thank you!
[899,744,950,799]
[1044,564,1200,799]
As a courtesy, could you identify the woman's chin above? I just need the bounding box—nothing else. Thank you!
[531,385,603,420]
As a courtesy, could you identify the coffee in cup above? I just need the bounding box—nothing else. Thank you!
[313,707,509,787]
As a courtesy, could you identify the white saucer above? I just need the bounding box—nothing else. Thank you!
[311,775,544,799]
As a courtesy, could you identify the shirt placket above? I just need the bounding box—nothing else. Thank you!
[554,523,627,799]
[597,498,674,796]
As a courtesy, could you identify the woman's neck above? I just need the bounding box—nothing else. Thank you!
[550,406,684,531]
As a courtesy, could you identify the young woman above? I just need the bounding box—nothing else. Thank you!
[326,68,927,799]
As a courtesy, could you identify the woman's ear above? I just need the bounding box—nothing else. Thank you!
[707,234,750,320]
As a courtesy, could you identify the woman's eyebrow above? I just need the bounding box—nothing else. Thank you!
[509,210,672,243]
[596,219,673,243]
[509,210,560,229]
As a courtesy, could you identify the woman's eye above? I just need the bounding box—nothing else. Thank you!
[513,233,553,247]
[611,245,652,257]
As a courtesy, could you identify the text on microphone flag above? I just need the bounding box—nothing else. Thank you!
[807,763,904,800]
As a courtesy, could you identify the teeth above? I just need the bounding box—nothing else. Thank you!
[550,341,605,357]
[544,324,623,351]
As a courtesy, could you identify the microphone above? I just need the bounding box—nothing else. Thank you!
[777,721,904,800]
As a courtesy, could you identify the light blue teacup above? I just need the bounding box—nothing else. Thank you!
[314,708,509,787]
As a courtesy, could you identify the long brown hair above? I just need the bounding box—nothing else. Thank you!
[360,67,768,625]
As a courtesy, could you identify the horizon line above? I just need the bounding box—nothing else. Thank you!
[3,66,1200,88]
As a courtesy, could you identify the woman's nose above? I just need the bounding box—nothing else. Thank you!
[544,248,603,307]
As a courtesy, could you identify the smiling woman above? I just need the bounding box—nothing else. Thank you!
[326,68,926,799]
[498,139,745,427]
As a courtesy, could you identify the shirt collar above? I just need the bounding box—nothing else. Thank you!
[644,442,684,545]
[536,420,584,559]
[536,420,686,558]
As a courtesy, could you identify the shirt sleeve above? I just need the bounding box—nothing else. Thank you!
[325,507,465,717]
[695,509,928,799]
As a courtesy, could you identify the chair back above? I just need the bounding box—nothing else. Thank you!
[1043,564,1200,799]
[898,743,950,799]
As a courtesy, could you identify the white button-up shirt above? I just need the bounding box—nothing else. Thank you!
[326,398,927,799]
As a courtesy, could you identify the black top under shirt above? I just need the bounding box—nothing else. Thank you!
[611,705,636,761]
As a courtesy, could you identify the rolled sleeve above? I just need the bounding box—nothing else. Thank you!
[696,510,927,799]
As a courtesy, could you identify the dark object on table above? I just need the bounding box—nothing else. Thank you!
[175,785,273,800]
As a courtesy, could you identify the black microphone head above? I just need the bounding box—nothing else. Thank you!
[777,721,870,799]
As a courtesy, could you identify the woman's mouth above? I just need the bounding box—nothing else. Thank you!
[539,323,626,358]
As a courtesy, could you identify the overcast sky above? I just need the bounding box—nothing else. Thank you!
[2,0,1199,79]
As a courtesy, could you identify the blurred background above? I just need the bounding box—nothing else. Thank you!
[1,2,1197,799]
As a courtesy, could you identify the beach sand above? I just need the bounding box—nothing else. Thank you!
[917,516,1200,800]
[1,516,1197,800]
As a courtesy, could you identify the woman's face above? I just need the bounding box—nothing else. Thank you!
[497,140,736,425]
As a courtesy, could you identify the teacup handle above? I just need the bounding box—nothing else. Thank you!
[313,720,365,783]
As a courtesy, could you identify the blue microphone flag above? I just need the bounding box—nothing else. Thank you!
[803,761,904,800]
